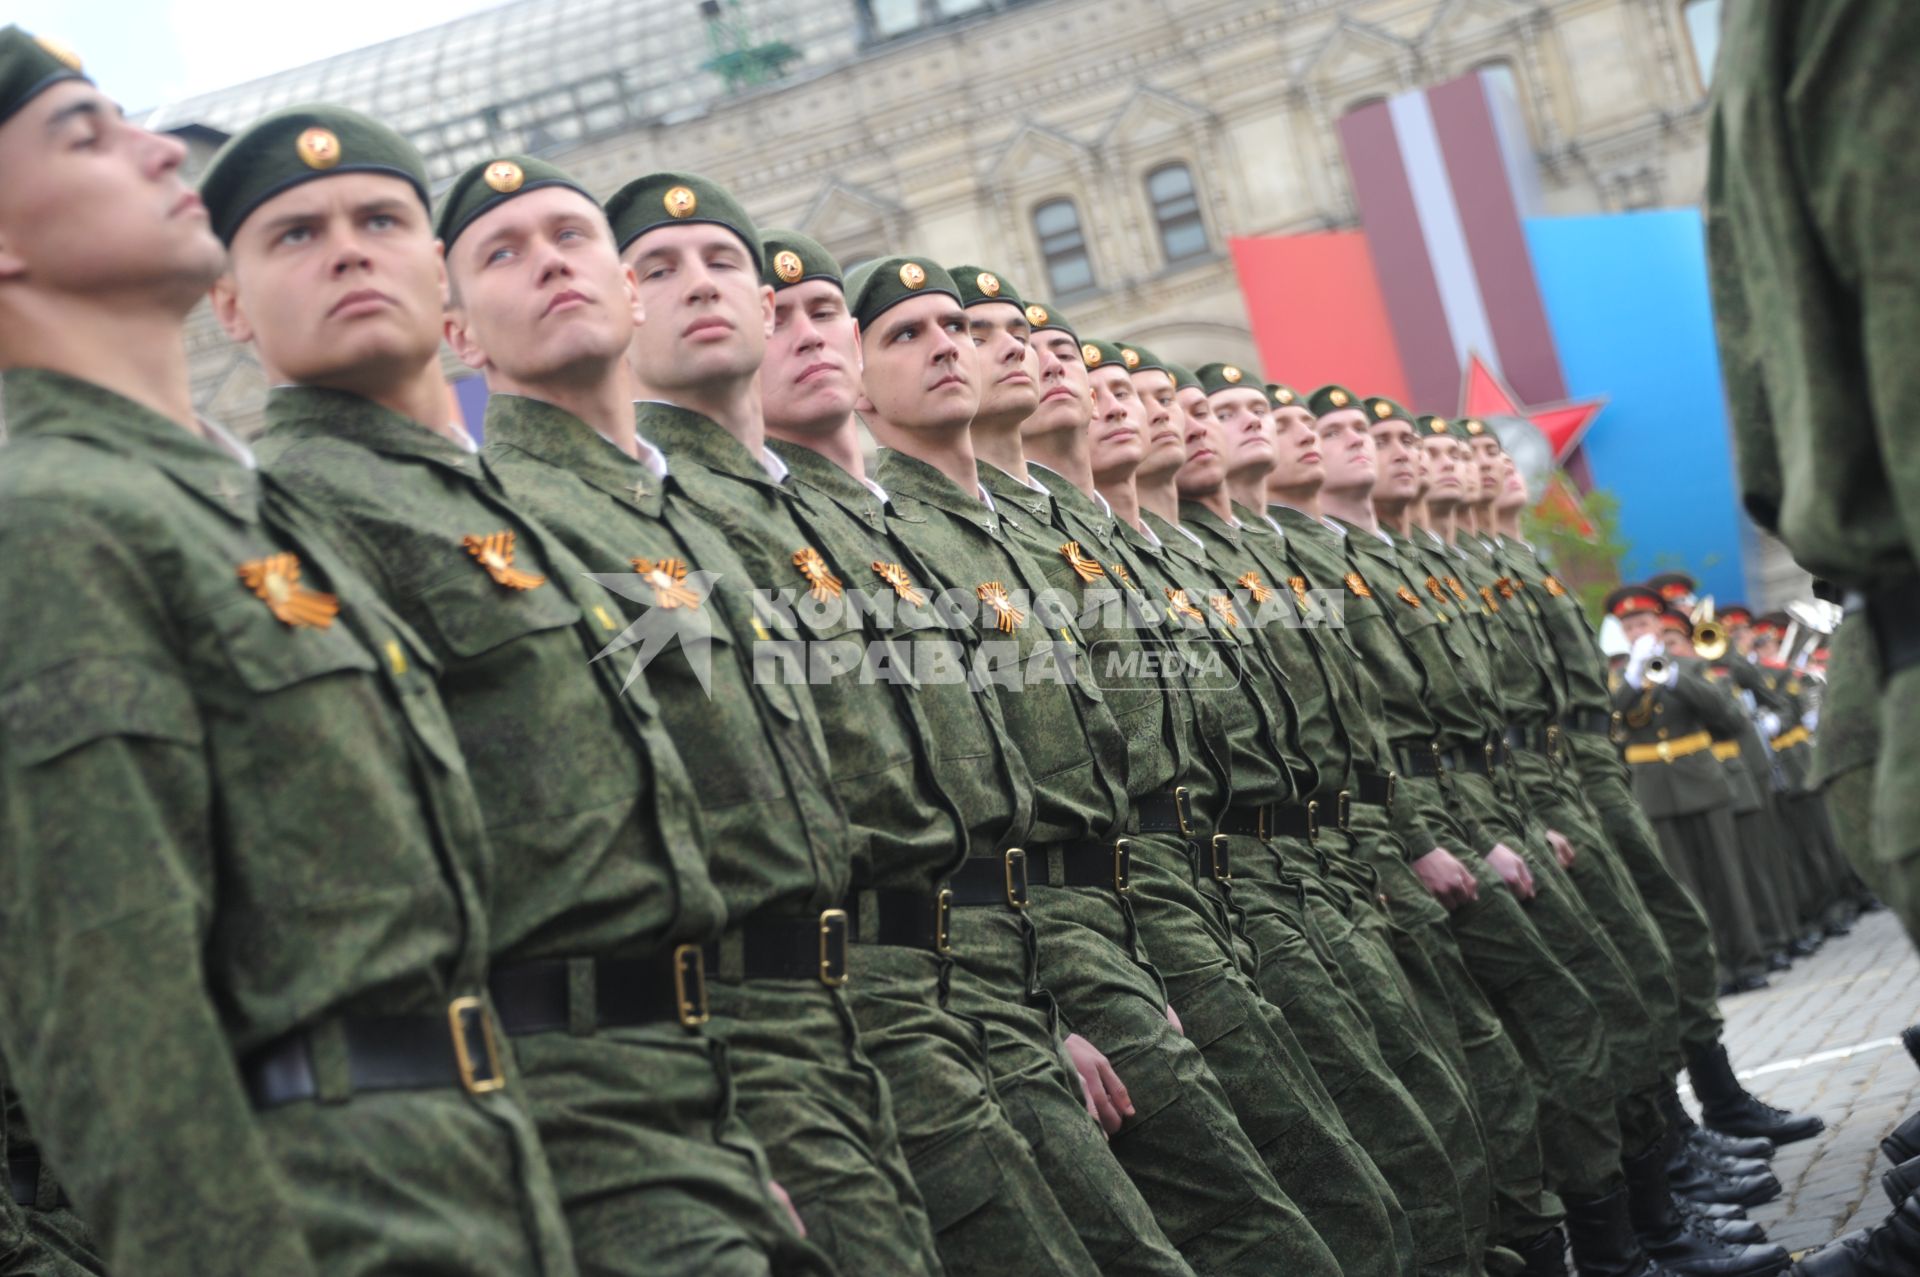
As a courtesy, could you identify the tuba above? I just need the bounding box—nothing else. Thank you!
[1691,597,1729,662]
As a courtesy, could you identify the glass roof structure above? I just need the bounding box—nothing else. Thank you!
[142,0,886,182]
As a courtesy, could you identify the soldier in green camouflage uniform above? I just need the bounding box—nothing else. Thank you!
[0,39,575,1275]
[1708,0,1920,950]
[1157,361,1490,1275]
[197,127,827,1277]
[1003,315,1420,1276]
[852,256,1343,1275]
[2,1058,102,1276]
[441,162,928,1273]
[755,230,1174,1277]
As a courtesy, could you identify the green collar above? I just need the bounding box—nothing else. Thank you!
[874,449,997,532]
[637,401,779,492]
[482,393,667,516]
[1179,500,1241,546]
[265,386,477,473]
[765,439,881,515]
[1,368,260,524]
[979,461,1054,523]
[1029,464,1116,537]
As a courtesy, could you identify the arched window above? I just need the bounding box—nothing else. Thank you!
[1682,0,1723,90]
[1034,198,1094,295]
[1147,163,1209,264]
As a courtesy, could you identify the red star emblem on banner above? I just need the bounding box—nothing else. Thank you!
[1458,353,1606,466]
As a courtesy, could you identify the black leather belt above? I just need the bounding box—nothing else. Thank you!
[1506,723,1561,757]
[10,1155,40,1207]
[1393,742,1457,779]
[1042,837,1133,893]
[1135,787,1196,836]
[1458,739,1503,776]
[491,948,710,1035]
[847,887,953,954]
[1562,708,1616,738]
[1865,577,1920,679]
[241,998,505,1110]
[1216,801,1318,844]
[949,848,1032,908]
[706,911,849,987]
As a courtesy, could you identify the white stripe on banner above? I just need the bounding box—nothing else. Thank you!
[1387,88,1500,382]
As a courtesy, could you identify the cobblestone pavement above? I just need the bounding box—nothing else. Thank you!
[1702,908,1920,1259]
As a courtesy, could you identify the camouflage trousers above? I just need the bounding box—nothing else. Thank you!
[1295,825,1497,1267]
[1507,747,1686,1079]
[705,977,935,1277]
[1347,804,1563,1247]
[943,898,1195,1277]
[843,940,1101,1277]
[1223,830,1470,1276]
[1564,731,1728,1060]
[1124,832,1411,1277]
[1396,772,1623,1201]
[1821,618,1919,949]
[508,1020,831,1277]
[1445,767,1667,1159]
[1022,861,1342,1276]
[2,1182,104,1276]
[258,1084,577,1276]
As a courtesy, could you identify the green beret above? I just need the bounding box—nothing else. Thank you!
[844,255,959,328]
[434,154,594,250]
[761,229,841,291]
[1021,300,1075,339]
[1364,395,1413,425]
[1459,416,1503,447]
[1414,414,1455,439]
[949,264,1025,310]
[604,171,762,272]
[1166,362,1201,393]
[1308,384,1361,417]
[1266,383,1302,410]
[1079,339,1131,373]
[199,105,429,246]
[0,26,87,130]
[1196,362,1259,397]
[1119,343,1168,376]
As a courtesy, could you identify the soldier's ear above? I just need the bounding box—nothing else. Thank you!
[444,306,489,373]
[621,262,643,327]
[759,282,775,339]
[208,271,254,345]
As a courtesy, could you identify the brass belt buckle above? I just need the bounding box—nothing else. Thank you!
[1336,790,1352,832]
[1255,803,1270,841]
[1385,771,1397,807]
[818,909,850,987]
[1209,834,1233,882]
[672,943,711,1028]
[448,995,506,1097]
[934,889,953,954]
[1173,785,1193,837]
[1546,724,1561,759]
[1003,848,1031,909]
[1113,839,1133,894]
[1304,799,1319,848]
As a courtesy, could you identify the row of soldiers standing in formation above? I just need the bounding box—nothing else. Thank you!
[0,25,1853,1277]
[1600,579,1869,1003]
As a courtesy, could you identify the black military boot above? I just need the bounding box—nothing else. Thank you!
[1687,1042,1826,1145]
[1902,1025,1920,1072]
[1882,1153,1920,1207]
[1513,1227,1571,1276]
[1671,1195,1768,1244]
[1663,1085,1776,1162]
[1668,1136,1782,1207]
[1881,1110,1920,1164]
[1789,1187,1920,1275]
[1564,1188,1666,1277]
[1628,1142,1790,1275]
[1678,1198,1751,1223]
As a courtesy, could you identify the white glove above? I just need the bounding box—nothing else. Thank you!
[1756,711,1783,740]
[1803,708,1820,733]
[1624,633,1661,690]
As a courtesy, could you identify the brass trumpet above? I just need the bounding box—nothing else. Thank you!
[1643,653,1678,686]
[1691,597,1729,661]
